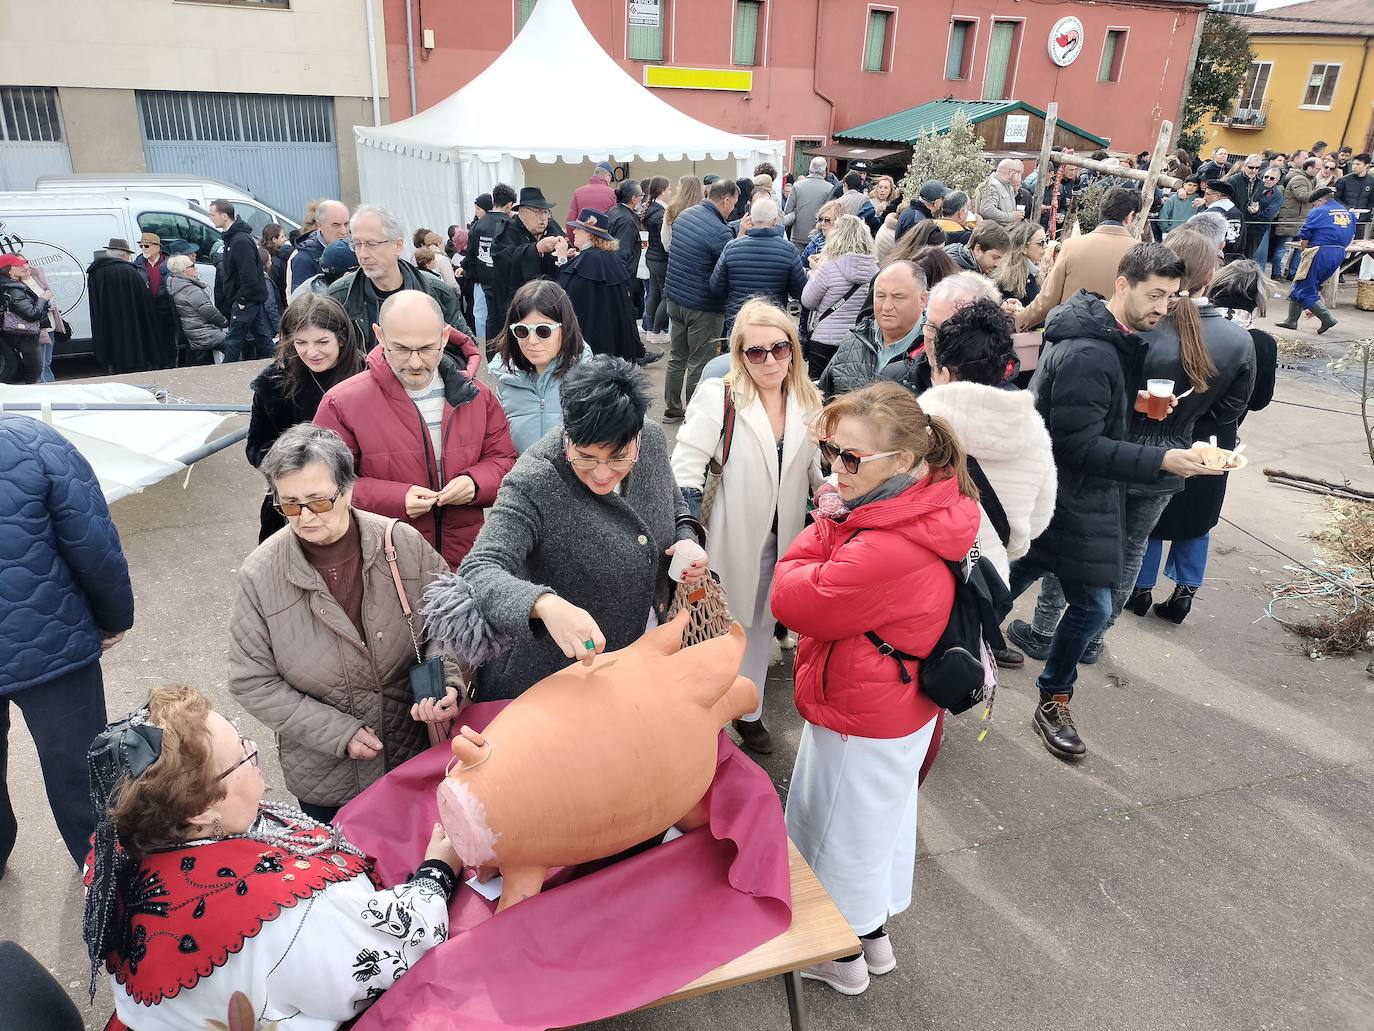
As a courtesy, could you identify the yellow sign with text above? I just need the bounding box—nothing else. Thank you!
[644,66,753,92]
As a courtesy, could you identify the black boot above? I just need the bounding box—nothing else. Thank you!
[1154,584,1197,624]
[1274,300,1302,331]
[1312,302,1337,334]
[733,718,774,755]
[1125,586,1153,617]
[1033,693,1087,761]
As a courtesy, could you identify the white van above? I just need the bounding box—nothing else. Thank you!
[0,190,224,357]
[35,174,300,236]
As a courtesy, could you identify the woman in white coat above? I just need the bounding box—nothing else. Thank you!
[916,296,1056,667]
[673,299,822,755]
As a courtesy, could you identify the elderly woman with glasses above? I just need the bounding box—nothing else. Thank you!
[425,356,709,701]
[671,299,822,755]
[84,685,459,1030]
[229,424,461,825]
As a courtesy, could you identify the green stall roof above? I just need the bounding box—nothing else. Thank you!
[836,99,1109,149]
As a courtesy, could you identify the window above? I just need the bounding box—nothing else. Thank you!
[516,0,538,32]
[946,19,976,80]
[138,212,224,262]
[138,91,333,144]
[734,1,762,67]
[628,0,665,61]
[982,21,1020,102]
[864,9,893,73]
[1302,63,1341,109]
[1098,29,1126,83]
[0,86,63,142]
[1239,61,1272,109]
[791,138,824,176]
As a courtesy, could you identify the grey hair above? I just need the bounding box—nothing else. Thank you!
[750,197,780,225]
[943,190,970,215]
[351,204,404,242]
[809,156,828,175]
[259,423,357,492]
[316,199,348,222]
[877,258,929,292]
[930,270,1001,307]
[166,254,195,273]
[1180,210,1228,249]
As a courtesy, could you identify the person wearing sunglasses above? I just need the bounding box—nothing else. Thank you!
[555,207,643,364]
[1243,165,1284,263]
[799,198,845,269]
[427,356,708,701]
[671,300,822,755]
[489,280,593,453]
[230,424,461,825]
[86,686,459,1030]
[770,382,980,996]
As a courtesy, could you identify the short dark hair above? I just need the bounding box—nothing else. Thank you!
[1357,153,1372,164]
[1117,242,1184,287]
[1303,158,1319,172]
[843,172,863,191]
[1090,149,1110,162]
[1185,174,1202,186]
[932,298,1015,387]
[491,183,517,207]
[702,173,721,186]
[707,178,740,202]
[1101,186,1140,224]
[616,179,642,204]
[498,280,587,380]
[1312,140,1328,151]
[1340,145,1354,155]
[559,356,650,449]
[968,221,1010,253]
[210,199,236,219]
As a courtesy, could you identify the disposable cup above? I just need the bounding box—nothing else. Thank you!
[668,539,706,582]
[1146,378,1174,420]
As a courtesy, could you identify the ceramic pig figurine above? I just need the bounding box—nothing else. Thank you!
[437,609,758,912]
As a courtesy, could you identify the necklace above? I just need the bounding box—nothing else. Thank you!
[205,801,366,860]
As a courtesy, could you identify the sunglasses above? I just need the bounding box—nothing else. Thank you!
[819,440,900,475]
[273,489,342,516]
[743,341,792,364]
[817,217,835,226]
[511,322,559,340]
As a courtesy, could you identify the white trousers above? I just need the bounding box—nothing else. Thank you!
[736,533,778,723]
[785,714,938,936]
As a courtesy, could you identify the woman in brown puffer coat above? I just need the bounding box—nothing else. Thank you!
[228,424,461,824]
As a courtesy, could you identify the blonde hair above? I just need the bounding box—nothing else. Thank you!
[814,198,844,232]
[994,221,1046,299]
[665,175,703,227]
[818,214,875,265]
[815,381,978,499]
[870,175,897,204]
[724,299,823,412]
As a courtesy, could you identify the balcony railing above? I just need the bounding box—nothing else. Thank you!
[1211,100,1270,129]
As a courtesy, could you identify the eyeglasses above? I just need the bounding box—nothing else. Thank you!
[817,217,835,226]
[564,435,640,472]
[273,489,342,516]
[139,243,158,250]
[743,341,792,364]
[352,239,395,252]
[384,342,444,361]
[214,737,259,782]
[1263,176,1279,182]
[819,440,901,475]
[511,322,559,340]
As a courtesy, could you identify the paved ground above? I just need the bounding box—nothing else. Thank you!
[5,295,1372,1030]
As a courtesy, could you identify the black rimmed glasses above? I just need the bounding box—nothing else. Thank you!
[273,489,342,517]
[214,737,259,782]
[743,341,792,365]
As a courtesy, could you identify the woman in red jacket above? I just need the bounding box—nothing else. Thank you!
[771,381,980,997]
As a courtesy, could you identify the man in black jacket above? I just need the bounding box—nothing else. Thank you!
[489,186,563,345]
[604,180,661,365]
[1006,244,1219,761]
[210,199,273,362]
[463,183,516,340]
[1335,153,1374,231]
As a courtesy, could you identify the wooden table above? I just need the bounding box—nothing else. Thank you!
[635,840,860,1030]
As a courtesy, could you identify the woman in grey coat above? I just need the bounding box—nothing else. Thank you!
[165,254,226,362]
[424,356,710,701]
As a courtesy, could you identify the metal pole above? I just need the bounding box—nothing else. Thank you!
[405,0,418,116]
[1135,120,1175,240]
[1029,101,1058,228]
[0,403,251,413]
[175,427,250,467]
[364,0,382,127]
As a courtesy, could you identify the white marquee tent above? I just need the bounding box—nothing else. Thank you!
[354,0,784,236]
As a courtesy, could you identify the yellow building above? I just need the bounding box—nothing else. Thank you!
[1206,0,1374,158]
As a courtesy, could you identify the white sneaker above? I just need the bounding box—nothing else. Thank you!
[861,933,896,975]
[800,957,870,995]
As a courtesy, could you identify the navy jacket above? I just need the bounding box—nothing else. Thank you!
[665,200,734,313]
[0,416,134,694]
[709,225,807,326]
[288,231,326,294]
[1335,172,1374,222]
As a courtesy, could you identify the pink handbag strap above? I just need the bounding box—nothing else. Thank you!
[385,519,422,662]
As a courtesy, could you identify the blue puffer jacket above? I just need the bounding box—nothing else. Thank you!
[489,343,593,453]
[709,225,808,327]
[0,416,134,695]
[665,200,734,313]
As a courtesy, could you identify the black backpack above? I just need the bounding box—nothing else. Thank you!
[862,458,1013,716]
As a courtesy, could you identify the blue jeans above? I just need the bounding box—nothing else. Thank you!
[1268,235,1292,277]
[472,285,488,343]
[223,302,275,362]
[1009,559,1112,699]
[39,337,54,382]
[1136,534,1210,590]
[643,262,668,332]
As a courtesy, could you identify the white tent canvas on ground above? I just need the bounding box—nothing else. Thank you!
[355,0,784,236]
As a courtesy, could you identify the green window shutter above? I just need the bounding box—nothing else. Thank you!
[946,21,969,79]
[983,21,1015,101]
[628,2,664,61]
[1098,32,1118,82]
[517,0,538,31]
[734,1,761,67]
[864,10,890,73]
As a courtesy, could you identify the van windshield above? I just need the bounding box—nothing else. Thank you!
[138,212,224,262]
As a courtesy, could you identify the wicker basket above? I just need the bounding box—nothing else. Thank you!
[1357,278,1374,312]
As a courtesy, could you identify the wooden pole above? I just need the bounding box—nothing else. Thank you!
[1029,102,1058,228]
[1133,119,1175,240]
[1049,151,1182,190]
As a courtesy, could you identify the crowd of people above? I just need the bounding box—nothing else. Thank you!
[1,145,1290,1026]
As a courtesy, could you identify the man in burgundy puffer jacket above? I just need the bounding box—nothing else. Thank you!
[315,290,516,569]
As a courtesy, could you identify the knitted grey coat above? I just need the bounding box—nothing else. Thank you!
[425,421,694,701]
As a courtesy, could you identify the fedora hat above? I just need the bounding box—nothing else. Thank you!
[513,187,554,211]
[568,208,613,241]
[105,238,134,254]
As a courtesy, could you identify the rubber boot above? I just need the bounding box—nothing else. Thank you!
[1274,300,1302,331]
[1312,301,1337,335]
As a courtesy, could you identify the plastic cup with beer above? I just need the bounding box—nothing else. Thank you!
[1146,378,1174,420]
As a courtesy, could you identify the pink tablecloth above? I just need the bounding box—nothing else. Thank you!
[336,702,792,1031]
